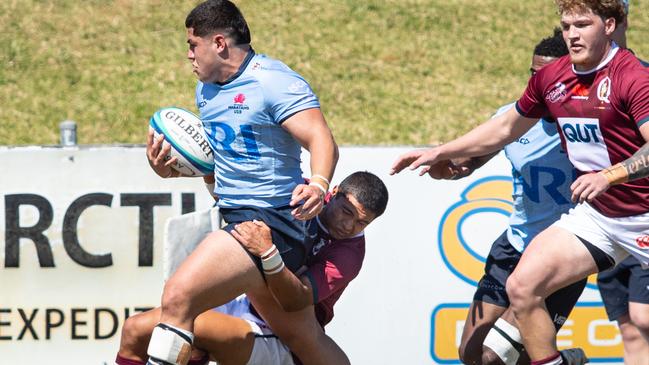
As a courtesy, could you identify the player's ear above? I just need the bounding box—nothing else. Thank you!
[604,17,617,36]
[212,33,227,50]
[331,185,339,196]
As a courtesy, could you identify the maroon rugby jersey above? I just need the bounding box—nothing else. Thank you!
[305,216,365,327]
[516,46,649,217]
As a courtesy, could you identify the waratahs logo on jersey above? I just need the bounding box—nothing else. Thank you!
[234,93,246,104]
[229,93,249,114]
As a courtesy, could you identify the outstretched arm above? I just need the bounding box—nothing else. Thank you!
[391,107,536,176]
[571,124,649,203]
[283,108,339,220]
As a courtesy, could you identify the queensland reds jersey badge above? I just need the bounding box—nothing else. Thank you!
[597,77,611,103]
[637,235,649,249]
[546,82,567,103]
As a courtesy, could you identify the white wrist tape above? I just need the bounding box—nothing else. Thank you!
[261,245,284,274]
[309,181,327,195]
[311,174,330,185]
[147,324,193,365]
[483,318,523,365]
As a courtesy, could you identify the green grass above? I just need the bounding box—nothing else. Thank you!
[1,0,648,145]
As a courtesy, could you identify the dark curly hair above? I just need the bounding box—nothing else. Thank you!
[185,0,251,45]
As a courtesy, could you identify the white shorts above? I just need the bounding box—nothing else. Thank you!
[245,320,295,365]
[553,202,649,267]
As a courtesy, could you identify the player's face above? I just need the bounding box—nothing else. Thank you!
[530,55,558,76]
[322,191,376,240]
[186,28,222,83]
[560,9,616,71]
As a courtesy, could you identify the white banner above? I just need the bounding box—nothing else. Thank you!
[0,146,621,364]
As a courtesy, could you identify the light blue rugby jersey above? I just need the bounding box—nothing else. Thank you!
[495,103,575,252]
[196,50,320,208]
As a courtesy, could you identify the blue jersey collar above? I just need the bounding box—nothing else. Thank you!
[216,48,255,86]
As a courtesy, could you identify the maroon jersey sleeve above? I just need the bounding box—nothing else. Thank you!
[515,70,549,119]
[622,64,649,127]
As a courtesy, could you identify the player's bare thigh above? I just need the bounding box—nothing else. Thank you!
[507,226,599,300]
[193,310,256,365]
[161,230,266,325]
[246,287,348,365]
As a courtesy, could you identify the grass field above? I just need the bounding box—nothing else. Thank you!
[1,0,648,146]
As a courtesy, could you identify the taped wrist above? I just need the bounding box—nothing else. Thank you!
[483,318,523,365]
[261,244,285,275]
[309,174,330,195]
[147,323,193,365]
[600,163,628,185]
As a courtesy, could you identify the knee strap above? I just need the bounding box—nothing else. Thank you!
[147,324,193,365]
[483,318,523,365]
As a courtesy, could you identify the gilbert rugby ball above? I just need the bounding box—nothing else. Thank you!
[149,107,214,176]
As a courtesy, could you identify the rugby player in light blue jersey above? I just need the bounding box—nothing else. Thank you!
[143,1,344,365]
[447,30,588,365]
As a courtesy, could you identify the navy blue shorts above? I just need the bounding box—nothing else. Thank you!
[474,231,587,329]
[220,205,318,274]
[597,255,649,321]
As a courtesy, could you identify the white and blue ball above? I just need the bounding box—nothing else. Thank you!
[149,107,214,176]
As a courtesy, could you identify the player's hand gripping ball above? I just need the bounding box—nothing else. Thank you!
[149,107,214,176]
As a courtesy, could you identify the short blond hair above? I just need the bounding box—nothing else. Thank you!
[555,0,625,24]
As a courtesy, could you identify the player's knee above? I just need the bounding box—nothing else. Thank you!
[119,314,152,358]
[629,311,649,335]
[505,275,537,311]
[160,280,193,320]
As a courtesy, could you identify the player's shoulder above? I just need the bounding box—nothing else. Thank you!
[612,48,649,71]
[247,53,302,80]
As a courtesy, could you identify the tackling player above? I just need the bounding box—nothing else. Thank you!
[391,1,649,364]
[143,1,340,364]
[116,172,389,365]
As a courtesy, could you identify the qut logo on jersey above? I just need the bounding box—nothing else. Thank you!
[562,123,601,143]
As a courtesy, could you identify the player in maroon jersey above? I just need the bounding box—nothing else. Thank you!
[391,1,649,364]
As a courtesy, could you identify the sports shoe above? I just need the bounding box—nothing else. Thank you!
[560,348,589,365]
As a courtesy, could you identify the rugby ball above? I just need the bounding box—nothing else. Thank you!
[149,107,214,176]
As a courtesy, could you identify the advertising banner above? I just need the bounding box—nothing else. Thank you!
[0,146,622,364]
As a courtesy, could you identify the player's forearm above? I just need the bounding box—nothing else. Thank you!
[266,270,313,311]
[439,108,533,161]
[439,118,516,161]
[600,142,649,185]
[306,130,338,186]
